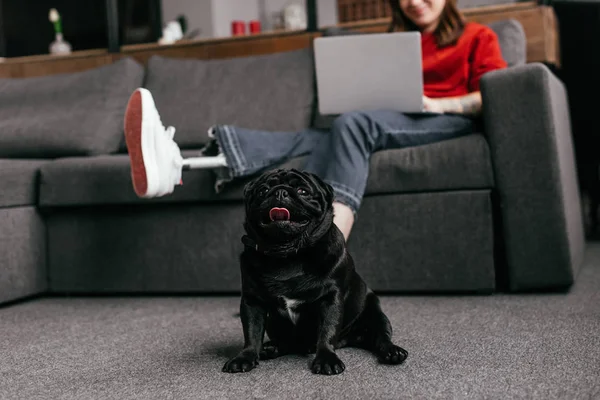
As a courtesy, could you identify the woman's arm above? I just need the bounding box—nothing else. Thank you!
[423,92,482,117]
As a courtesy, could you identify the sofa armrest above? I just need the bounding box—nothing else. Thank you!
[480,63,585,291]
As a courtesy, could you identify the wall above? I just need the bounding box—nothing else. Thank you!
[160,0,518,39]
[161,0,214,38]
[257,0,339,31]
[317,0,339,27]
[211,0,260,37]
[161,0,338,38]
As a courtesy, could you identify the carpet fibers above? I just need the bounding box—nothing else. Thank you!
[1,245,600,399]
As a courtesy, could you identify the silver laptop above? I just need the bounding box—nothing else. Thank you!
[313,32,423,115]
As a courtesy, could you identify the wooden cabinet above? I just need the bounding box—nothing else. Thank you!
[337,0,392,23]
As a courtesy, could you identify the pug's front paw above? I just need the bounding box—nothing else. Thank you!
[222,352,259,373]
[311,351,345,375]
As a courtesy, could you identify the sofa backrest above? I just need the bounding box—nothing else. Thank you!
[0,19,525,157]
[135,48,316,151]
[139,19,526,145]
[0,58,144,159]
[486,19,526,67]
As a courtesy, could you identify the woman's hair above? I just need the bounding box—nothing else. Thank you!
[387,0,466,47]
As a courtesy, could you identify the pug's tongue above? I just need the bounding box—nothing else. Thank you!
[269,207,290,221]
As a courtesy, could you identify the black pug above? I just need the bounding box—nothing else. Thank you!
[222,168,408,375]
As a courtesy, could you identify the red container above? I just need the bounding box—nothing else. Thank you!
[249,20,261,34]
[231,20,246,36]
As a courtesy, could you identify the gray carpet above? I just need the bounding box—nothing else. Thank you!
[1,246,600,400]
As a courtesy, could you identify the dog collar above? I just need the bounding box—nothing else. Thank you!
[241,235,260,252]
[241,235,304,256]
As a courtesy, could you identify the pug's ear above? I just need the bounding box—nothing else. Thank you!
[243,177,258,203]
[307,173,334,204]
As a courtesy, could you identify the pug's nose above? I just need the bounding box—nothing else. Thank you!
[275,189,289,201]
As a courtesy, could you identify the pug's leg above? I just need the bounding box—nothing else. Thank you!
[259,341,284,360]
[311,291,346,375]
[260,313,296,360]
[359,292,408,365]
[222,295,267,373]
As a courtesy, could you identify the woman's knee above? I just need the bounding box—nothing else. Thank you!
[331,111,380,150]
[332,111,369,132]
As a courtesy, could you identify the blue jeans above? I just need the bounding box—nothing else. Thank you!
[211,110,474,213]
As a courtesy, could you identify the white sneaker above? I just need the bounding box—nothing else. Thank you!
[124,88,183,198]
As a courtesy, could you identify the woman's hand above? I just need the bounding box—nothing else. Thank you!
[422,96,446,114]
[422,92,482,117]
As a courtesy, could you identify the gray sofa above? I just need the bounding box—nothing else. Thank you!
[0,20,585,306]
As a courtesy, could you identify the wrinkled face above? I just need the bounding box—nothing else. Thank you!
[243,169,334,241]
[399,0,446,32]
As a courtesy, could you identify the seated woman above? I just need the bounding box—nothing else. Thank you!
[123,0,507,240]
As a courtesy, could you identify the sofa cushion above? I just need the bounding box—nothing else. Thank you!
[38,150,216,207]
[364,133,494,194]
[39,134,493,207]
[0,159,49,207]
[131,49,315,152]
[269,133,494,197]
[0,58,144,159]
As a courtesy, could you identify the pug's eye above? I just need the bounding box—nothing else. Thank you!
[259,187,269,197]
[297,188,308,196]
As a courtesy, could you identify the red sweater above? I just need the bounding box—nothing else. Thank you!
[422,22,507,98]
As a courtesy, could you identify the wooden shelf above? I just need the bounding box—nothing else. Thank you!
[0,2,559,78]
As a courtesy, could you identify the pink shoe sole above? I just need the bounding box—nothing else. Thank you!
[124,90,148,197]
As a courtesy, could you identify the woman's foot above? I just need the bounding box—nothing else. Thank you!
[124,88,183,198]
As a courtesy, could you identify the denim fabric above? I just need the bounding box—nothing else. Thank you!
[212,110,474,212]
